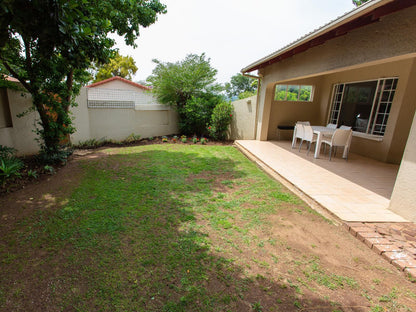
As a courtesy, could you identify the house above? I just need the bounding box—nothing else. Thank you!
[0,76,178,155]
[241,0,416,221]
[71,76,179,144]
[0,77,40,155]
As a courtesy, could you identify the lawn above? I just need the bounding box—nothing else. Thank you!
[1,144,415,311]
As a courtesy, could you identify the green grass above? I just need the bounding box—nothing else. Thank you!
[0,144,412,311]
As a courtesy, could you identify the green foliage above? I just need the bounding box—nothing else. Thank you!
[148,53,220,109]
[208,101,233,141]
[352,0,369,6]
[0,158,23,187]
[0,0,166,157]
[148,53,224,135]
[27,169,39,179]
[0,145,16,159]
[73,138,107,149]
[93,52,138,82]
[36,146,73,165]
[251,301,263,312]
[274,85,312,101]
[0,146,23,187]
[43,165,55,174]
[177,93,222,135]
[225,73,257,99]
[123,133,141,144]
[238,90,256,100]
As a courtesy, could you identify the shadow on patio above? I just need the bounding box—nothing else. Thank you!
[235,140,407,223]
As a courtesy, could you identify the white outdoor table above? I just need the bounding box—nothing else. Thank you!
[312,126,351,159]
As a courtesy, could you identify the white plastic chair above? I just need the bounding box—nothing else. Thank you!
[292,121,310,148]
[299,125,317,155]
[326,123,337,129]
[321,129,352,161]
[339,125,351,130]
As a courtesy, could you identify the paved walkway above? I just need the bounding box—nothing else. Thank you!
[235,140,416,278]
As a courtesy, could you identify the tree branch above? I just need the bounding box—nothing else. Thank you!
[0,58,31,92]
[65,69,74,111]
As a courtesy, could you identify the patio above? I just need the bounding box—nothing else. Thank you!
[235,139,407,223]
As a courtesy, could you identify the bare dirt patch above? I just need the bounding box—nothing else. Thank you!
[1,147,416,311]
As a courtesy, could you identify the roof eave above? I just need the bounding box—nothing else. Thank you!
[241,0,394,74]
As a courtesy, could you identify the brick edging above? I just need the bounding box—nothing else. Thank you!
[343,222,416,279]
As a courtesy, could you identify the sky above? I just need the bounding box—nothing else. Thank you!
[114,0,357,85]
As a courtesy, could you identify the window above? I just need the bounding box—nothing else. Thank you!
[329,78,398,136]
[0,88,13,128]
[274,84,313,102]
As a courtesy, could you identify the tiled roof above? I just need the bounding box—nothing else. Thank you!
[87,76,151,91]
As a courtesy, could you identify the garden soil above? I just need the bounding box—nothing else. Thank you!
[1,148,416,311]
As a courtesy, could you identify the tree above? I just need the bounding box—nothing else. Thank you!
[224,73,257,99]
[93,52,138,82]
[352,0,369,6]
[0,0,166,161]
[148,53,223,135]
[148,53,220,109]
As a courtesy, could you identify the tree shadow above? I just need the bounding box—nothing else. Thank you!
[0,147,367,311]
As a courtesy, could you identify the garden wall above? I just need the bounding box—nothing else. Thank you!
[229,95,257,140]
[0,88,39,156]
[0,86,179,156]
[71,87,178,143]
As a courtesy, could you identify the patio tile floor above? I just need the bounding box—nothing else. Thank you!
[235,140,405,222]
[235,140,416,278]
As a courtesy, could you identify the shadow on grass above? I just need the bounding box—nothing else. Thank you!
[0,146,351,311]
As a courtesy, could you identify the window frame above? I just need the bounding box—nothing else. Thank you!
[328,77,398,137]
[274,84,314,102]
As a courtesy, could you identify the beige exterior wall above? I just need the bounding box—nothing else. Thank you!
[0,88,39,156]
[0,84,179,154]
[318,58,416,163]
[70,88,90,143]
[70,86,179,143]
[229,95,257,140]
[85,107,178,141]
[267,76,323,140]
[389,111,416,221]
[255,6,416,163]
[258,6,416,83]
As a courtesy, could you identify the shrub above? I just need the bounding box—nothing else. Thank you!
[177,93,223,136]
[208,101,233,141]
[123,133,141,143]
[238,90,256,99]
[27,169,39,179]
[0,145,16,159]
[36,146,73,165]
[73,138,106,149]
[0,146,24,187]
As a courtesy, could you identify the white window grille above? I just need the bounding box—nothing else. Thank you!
[329,78,398,136]
[87,88,158,109]
[88,100,135,109]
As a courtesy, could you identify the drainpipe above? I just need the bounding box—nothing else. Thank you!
[242,72,263,140]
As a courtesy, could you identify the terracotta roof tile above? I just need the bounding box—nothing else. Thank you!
[87,76,151,90]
